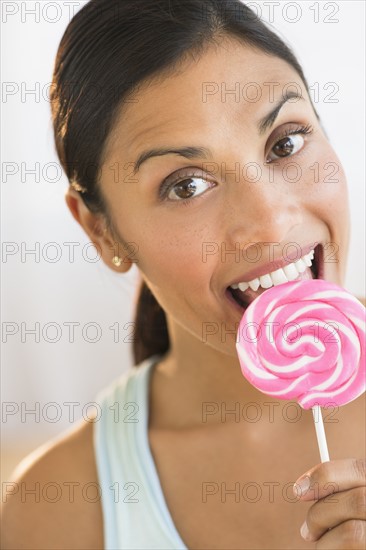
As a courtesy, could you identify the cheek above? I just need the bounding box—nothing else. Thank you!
[112,184,221,297]
[133,220,216,293]
[301,140,350,278]
[300,140,349,218]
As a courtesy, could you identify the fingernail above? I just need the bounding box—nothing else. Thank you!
[300,521,311,540]
[294,475,310,496]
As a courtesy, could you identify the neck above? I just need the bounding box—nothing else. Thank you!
[149,317,273,430]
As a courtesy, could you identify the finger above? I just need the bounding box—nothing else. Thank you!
[294,458,366,501]
[301,487,366,542]
[315,519,366,550]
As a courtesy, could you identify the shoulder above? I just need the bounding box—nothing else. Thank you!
[1,416,104,549]
[356,296,366,307]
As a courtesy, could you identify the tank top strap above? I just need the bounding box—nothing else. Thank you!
[93,354,188,549]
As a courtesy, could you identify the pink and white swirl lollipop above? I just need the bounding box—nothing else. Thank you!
[236,279,366,461]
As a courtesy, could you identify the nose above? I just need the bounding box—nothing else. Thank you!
[226,180,304,247]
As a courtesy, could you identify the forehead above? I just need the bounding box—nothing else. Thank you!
[105,38,305,161]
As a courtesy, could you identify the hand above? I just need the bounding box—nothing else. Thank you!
[293,458,366,549]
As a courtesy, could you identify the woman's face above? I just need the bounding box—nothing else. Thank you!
[99,38,350,358]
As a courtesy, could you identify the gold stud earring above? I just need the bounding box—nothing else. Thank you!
[112,256,122,267]
[70,180,87,194]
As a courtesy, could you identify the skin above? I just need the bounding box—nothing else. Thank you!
[70,38,365,548]
[65,38,365,549]
[67,38,352,426]
[2,37,365,549]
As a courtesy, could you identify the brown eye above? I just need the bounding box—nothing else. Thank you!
[166,176,212,201]
[169,178,197,200]
[268,134,305,161]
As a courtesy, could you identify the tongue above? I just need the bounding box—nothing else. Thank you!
[237,266,315,307]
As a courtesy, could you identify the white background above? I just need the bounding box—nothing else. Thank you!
[1,1,365,455]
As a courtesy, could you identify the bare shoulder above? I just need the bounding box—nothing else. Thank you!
[1,417,104,550]
[355,296,366,307]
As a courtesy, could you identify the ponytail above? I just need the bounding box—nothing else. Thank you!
[132,280,170,365]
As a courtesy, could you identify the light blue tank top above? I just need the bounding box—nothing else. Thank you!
[93,354,188,549]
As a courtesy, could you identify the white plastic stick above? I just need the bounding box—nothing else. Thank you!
[311,405,330,463]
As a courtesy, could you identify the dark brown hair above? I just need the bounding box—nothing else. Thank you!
[51,0,313,365]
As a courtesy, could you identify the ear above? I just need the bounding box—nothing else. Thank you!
[64,186,132,273]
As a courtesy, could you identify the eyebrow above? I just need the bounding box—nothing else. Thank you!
[132,89,304,175]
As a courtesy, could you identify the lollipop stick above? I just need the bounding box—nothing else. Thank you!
[311,405,330,463]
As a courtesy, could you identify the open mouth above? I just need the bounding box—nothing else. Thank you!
[226,243,324,311]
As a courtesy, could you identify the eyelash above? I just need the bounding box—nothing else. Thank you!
[158,123,314,207]
[267,123,313,161]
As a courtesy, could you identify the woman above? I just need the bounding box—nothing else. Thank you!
[2,0,365,548]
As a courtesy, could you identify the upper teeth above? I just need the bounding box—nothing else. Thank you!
[230,250,315,292]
